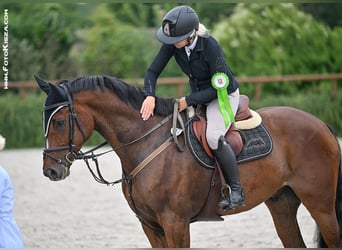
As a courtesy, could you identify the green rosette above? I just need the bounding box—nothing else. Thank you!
[211,72,235,128]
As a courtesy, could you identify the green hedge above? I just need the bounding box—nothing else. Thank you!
[213,4,342,78]
[0,91,105,149]
[0,87,341,149]
[251,89,342,135]
[0,92,45,149]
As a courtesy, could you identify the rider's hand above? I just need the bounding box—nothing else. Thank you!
[178,97,188,112]
[140,96,155,121]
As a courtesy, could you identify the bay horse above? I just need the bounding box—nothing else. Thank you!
[34,75,342,248]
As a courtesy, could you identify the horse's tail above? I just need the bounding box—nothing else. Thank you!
[316,125,342,247]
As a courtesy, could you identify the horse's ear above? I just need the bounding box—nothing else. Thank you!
[34,74,50,95]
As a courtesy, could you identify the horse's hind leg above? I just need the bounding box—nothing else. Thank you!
[312,210,340,247]
[302,196,340,248]
[265,186,306,247]
[291,160,341,247]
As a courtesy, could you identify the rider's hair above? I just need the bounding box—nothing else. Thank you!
[187,23,210,46]
[196,23,210,38]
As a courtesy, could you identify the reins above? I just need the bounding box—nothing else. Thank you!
[75,114,173,185]
[73,100,186,185]
[172,99,186,152]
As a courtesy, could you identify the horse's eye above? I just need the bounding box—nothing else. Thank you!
[55,119,66,128]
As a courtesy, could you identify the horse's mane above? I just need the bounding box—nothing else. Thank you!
[57,75,175,116]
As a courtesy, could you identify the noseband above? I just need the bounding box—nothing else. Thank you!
[43,84,86,166]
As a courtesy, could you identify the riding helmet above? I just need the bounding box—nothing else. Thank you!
[156,5,199,44]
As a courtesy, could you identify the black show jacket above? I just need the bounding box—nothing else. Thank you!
[144,36,239,106]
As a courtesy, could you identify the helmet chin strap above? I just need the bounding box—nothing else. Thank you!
[186,38,192,46]
[186,29,196,46]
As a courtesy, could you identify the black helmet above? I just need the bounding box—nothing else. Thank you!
[157,5,199,44]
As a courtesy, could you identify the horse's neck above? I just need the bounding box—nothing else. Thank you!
[84,92,171,172]
[90,97,143,143]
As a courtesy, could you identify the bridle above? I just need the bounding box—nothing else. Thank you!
[43,84,186,185]
[43,84,86,166]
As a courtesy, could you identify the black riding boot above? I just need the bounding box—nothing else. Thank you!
[213,136,245,210]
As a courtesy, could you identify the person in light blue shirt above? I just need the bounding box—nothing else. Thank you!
[0,135,23,248]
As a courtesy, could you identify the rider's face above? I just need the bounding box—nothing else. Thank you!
[174,39,188,49]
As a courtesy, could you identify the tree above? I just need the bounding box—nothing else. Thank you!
[107,3,159,28]
[78,4,157,78]
[212,3,341,95]
[299,3,342,28]
[215,3,336,74]
[0,3,89,80]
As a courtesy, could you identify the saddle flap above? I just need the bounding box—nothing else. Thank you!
[192,115,214,158]
[190,95,252,159]
[225,124,243,156]
[192,116,242,157]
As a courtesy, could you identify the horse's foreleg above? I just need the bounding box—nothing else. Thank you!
[141,223,168,247]
[161,218,190,247]
[265,186,306,247]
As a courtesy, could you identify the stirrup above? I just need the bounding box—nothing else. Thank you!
[219,184,232,208]
[220,184,231,200]
[219,184,245,210]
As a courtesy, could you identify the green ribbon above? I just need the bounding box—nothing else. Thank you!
[211,72,235,128]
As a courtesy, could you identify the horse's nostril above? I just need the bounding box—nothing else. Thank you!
[45,168,59,180]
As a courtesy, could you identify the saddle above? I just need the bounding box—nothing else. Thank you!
[191,95,256,158]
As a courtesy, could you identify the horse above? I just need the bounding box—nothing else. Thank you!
[34,74,342,248]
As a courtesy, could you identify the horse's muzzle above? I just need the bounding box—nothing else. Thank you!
[44,164,70,181]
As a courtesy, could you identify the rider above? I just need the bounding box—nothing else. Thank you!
[140,5,245,210]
